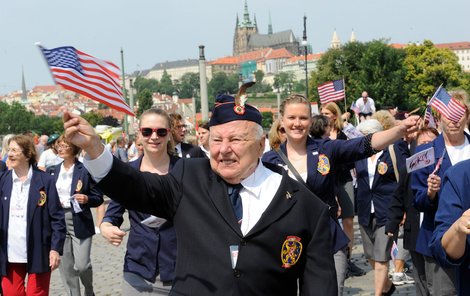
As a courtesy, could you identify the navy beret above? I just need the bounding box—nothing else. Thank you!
[209,94,262,127]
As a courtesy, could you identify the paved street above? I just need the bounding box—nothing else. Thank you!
[49,201,418,295]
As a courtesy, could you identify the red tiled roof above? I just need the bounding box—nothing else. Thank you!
[31,85,61,93]
[237,48,272,63]
[390,43,408,49]
[264,48,293,60]
[435,42,470,50]
[210,56,239,65]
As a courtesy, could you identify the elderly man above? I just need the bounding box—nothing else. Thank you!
[63,94,337,295]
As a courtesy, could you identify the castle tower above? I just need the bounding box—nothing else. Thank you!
[350,29,356,42]
[233,0,258,56]
[331,29,341,49]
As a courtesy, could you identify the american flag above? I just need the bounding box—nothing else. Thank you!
[430,86,466,123]
[317,79,345,104]
[424,105,436,128]
[390,240,399,261]
[350,102,360,115]
[38,45,135,116]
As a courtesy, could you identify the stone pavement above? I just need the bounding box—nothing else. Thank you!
[48,204,418,295]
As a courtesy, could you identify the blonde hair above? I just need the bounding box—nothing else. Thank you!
[140,108,176,155]
[268,118,285,150]
[372,110,396,130]
[320,102,343,131]
[280,94,311,117]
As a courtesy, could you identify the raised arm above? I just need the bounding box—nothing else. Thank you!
[371,115,420,151]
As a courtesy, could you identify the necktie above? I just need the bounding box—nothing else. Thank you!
[228,184,243,224]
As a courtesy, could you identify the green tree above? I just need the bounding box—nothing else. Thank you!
[137,89,154,116]
[0,102,34,134]
[273,72,295,96]
[31,115,63,135]
[261,111,273,130]
[82,111,104,128]
[208,72,239,106]
[312,40,407,109]
[159,70,175,95]
[177,73,200,98]
[403,40,466,109]
[133,76,159,94]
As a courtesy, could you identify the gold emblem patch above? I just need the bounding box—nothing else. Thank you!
[233,105,245,115]
[377,162,388,175]
[281,236,303,268]
[317,154,330,175]
[76,179,83,193]
[38,190,47,207]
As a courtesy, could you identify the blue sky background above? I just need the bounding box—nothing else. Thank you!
[1,0,469,94]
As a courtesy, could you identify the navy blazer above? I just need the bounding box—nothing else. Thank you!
[262,135,374,217]
[0,167,66,275]
[103,155,178,283]
[430,160,470,295]
[50,160,104,239]
[355,140,409,227]
[180,142,205,159]
[411,133,470,257]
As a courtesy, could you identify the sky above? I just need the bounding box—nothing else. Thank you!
[1,0,469,95]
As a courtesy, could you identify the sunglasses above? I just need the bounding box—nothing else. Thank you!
[140,127,170,137]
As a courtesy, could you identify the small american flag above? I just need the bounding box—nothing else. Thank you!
[424,105,437,128]
[430,86,466,123]
[350,102,360,115]
[38,45,135,116]
[317,79,345,104]
[390,240,399,260]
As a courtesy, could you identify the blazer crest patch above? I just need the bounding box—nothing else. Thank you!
[38,190,47,207]
[317,154,330,175]
[75,179,83,192]
[377,162,388,175]
[281,236,302,268]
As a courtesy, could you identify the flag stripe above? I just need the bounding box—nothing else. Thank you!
[39,45,134,116]
[430,86,466,123]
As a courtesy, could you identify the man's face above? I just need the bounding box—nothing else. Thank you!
[172,120,187,144]
[362,92,368,99]
[209,120,265,184]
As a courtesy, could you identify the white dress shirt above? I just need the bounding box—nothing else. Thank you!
[56,163,74,208]
[8,167,33,263]
[367,151,383,214]
[355,97,376,114]
[83,147,283,236]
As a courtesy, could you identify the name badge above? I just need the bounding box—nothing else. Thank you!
[230,245,239,269]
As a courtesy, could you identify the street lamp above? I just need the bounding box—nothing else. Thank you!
[302,15,308,99]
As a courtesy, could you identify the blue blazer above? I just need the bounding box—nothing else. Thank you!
[430,159,470,296]
[0,166,66,275]
[103,155,178,283]
[50,160,103,239]
[355,140,409,227]
[411,133,470,257]
[262,136,372,217]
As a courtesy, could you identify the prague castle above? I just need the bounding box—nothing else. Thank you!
[233,0,299,56]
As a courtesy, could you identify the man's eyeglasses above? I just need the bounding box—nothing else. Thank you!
[176,124,187,129]
[140,127,170,137]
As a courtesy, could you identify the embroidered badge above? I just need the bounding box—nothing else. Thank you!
[377,162,388,175]
[233,105,245,115]
[317,154,330,175]
[38,190,47,207]
[76,179,83,193]
[281,236,303,268]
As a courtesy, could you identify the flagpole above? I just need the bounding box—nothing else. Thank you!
[343,77,347,113]
[120,48,129,137]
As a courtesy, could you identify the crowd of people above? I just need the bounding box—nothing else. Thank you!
[0,88,469,295]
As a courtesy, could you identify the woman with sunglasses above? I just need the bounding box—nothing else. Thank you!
[49,135,104,296]
[100,108,178,294]
[262,94,420,296]
[0,135,65,295]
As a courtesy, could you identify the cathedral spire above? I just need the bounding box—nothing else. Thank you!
[21,66,28,103]
[331,29,341,49]
[268,11,273,35]
[242,0,252,27]
[350,29,356,42]
[236,13,239,28]
[253,14,258,31]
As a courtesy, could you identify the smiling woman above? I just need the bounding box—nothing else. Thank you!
[0,135,65,296]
